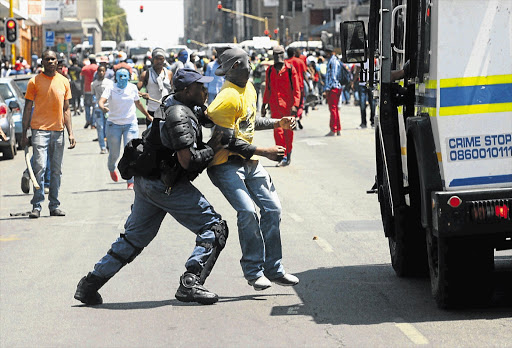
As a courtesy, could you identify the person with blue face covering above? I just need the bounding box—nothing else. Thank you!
[98,68,153,189]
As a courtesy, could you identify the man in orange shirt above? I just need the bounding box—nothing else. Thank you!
[21,50,76,219]
[262,46,300,167]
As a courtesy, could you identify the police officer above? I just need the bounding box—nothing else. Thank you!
[74,69,228,305]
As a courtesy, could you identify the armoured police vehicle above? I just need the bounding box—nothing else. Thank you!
[341,0,512,308]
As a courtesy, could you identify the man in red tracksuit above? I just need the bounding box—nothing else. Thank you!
[285,47,308,129]
[261,46,300,167]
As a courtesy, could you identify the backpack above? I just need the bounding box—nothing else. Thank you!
[117,118,175,180]
[337,61,351,86]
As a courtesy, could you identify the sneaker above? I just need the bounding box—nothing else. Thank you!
[84,122,90,129]
[50,208,66,216]
[336,131,341,136]
[297,119,303,129]
[44,187,49,194]
[357,124,367,129]
[127,183,134,190]
[371,123,375,128]
[247,275,272,291]
[92,138,98,142]
[175,273,218,305]
[91,125,96,130]
[325,131,336,136]
[29,209,40,219]
[100,148,108,154]
[276,157,289,167]
[110,171,119,182]
[21,173,30,194]
[270,273,299,287]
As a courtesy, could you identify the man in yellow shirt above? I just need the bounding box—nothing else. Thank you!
[21,50,76,218]
[207,47,299,291]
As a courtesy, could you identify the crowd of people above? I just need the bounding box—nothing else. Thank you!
[18,42,377,306]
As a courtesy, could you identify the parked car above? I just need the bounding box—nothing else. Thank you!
[12,74,32,96]
[0,95,18,159]
[0,77,27,149]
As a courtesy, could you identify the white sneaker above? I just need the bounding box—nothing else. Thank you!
[247,275,272,291]
[271,273,299,286]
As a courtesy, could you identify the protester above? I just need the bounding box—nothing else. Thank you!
[204,47,228,104]
[323,45,343,136]
[207,47,299,291]
[261,45,300,167]
[81,54,98,129]
[20,50,76,218]
[74,68,228,306]
[68,57,82,116]
[91,65,113,154]
[137,48,173,126]
[98,68,152,189]
[285,47,308,129]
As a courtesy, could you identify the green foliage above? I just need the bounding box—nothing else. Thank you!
[103,0,131,42]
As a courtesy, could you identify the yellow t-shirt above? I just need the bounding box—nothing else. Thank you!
[207,80,257,166]
[25,73,71,131]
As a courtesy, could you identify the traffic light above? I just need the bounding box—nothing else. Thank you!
[217,1,222,11]
[264,29,269,36]
[187,39,191,44]
[5,18,17,44]
[274,28,279,35]
[140,5,144,13]
[0,35,5,49]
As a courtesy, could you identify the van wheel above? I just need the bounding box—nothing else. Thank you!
[427,230,494,308]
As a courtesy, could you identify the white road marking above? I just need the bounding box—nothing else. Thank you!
[314,237,334,253]
[297,139,328,146]
[287,306,299,315]
[395,318,429,345]
[288,212,304,222]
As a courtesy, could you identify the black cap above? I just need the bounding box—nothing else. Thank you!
[215,47,249,76]
[173,68,213,91]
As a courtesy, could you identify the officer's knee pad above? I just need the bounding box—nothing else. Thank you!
[107,234,144,267]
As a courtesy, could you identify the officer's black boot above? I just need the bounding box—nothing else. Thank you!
[175,272,218,305]
[74,272,109,306]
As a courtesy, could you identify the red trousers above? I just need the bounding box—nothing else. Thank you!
[327,88,342,132]
[273,127,293,157]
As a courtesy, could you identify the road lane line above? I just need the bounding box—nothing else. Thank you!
[314,237,334,253]
[395,319,429,345]
[288,213,304,222]
[0,235,20,242]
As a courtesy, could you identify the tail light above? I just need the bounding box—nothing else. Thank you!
[0,104,7,118]
[470,199,511,222]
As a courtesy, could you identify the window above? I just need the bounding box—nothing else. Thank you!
[287,0,302,12]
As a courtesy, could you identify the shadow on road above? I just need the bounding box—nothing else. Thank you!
[271,261,512,325]
[72,293,290,310]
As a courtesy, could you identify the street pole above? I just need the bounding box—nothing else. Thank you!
[9,0,15,66]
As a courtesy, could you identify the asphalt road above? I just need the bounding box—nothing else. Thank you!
[1,102,511,347]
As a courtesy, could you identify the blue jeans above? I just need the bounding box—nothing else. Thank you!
[357,84,376,125]
[30,129,64,211]
[207,159,285,280]
[92,176,222,278]
[84,93,94,125]
[94,107,107,150]
[105,121,138,183]
[25,156,50,187]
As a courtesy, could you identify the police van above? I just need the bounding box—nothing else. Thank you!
[341,0,512,308]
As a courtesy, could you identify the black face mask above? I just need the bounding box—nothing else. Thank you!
[225,58,251,87]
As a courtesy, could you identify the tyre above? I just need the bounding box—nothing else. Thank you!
[377,127,428,277]
[427,230,494,308]
[2,143,15,160]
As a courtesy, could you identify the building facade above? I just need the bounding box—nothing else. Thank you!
[183,0,370,49]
